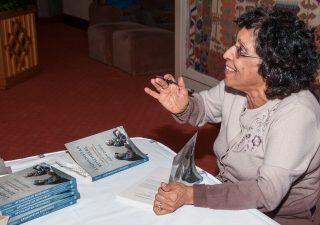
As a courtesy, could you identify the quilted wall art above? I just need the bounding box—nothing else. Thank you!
[188,0,320,81]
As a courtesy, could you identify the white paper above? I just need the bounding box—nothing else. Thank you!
[116,167,170,209]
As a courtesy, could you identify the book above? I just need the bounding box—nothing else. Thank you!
[2,189,80,217]
[0,183,76,215]
[64,126,149,181]
[7,196,78,225]
[116,132,204,209]
[0,163,77,211]
[116,167,170,210]
[0,158,11,176]
[169,132,203,185]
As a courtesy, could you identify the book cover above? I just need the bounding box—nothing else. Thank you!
[0,163,76,211]
[2,189,79,217]
[7,196,78,225]
[64,126,149,182]
[169,132,203,185]
[116,167,170,210]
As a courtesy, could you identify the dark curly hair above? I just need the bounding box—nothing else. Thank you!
[235,7,319,100]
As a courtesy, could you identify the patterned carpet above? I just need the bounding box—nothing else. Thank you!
[0,16,220,176]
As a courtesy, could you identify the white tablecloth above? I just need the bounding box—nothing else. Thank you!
[4,138,279,225]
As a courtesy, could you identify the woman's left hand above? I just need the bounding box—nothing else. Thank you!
[153,182,194,215]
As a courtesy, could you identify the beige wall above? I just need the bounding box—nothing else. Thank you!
[62,0,92,20]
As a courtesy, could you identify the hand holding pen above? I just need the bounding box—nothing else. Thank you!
[144,74,191,115]
[156,76,194,94]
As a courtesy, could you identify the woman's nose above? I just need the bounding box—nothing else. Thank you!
[223,45,235,61]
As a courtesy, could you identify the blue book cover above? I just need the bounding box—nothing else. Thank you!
[7,196,78,225]
[2,189,79,216]
[0,164,77,211]
[65,126,149,182]
[0,182,77,215]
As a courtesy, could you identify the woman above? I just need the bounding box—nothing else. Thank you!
[144,7,320,225]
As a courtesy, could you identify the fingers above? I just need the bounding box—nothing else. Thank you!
[153,183,181,216]
[163,74,175,81]
[160,182,171,192]
[177,76,186,88]
[153,200,167,215]
[144,87,160,99]
[146,75,186,97]
[153,195,176,215]
[145,75,189,114]
[152,77,168,90]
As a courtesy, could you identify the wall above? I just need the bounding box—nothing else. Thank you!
[62,0,92,20]
[175,0,219,93]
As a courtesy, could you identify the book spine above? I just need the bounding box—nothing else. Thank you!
[0,179,77,210]
[92,157,149,182]
[7,198,77,225]
[2,188,79,215]
[4,191,80,217]
[4,188,79,215]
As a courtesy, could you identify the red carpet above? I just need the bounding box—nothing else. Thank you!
[0,16,220,176]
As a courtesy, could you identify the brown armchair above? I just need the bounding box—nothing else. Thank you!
[89,0,123,26]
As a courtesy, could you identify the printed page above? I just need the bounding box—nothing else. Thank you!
[116,167,170,210]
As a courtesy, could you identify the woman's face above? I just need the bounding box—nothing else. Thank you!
[223,28,266,94]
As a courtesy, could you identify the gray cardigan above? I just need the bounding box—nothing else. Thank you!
[175,81,320,225]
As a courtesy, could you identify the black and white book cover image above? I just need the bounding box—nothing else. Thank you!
[64,126,149,182]
[169,132,203,185]
[0,163,77,213]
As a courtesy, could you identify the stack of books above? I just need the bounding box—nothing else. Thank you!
[0,163,79,225]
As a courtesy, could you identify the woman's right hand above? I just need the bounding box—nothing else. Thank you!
[144,74,189,114]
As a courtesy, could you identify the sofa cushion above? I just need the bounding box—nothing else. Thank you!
[112,27,174,76]
[88,22,147,65]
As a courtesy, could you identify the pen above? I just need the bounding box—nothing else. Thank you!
[156,76,194,93]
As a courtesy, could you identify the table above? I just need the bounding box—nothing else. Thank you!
[4,138,279,225]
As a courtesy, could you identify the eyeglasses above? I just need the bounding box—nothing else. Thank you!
[234,45,261,59]
[232,35,261,59]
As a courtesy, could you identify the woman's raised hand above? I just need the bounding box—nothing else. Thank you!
[144,74,189,114]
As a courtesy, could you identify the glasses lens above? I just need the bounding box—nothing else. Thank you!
[235,45,240,58]
[232,35,241,58]
[232,35,236,45]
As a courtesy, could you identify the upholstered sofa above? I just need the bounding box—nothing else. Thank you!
[88,0,175,31]
[87,0,176,76]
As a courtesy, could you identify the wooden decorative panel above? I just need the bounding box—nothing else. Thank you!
[0,6,41,90]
